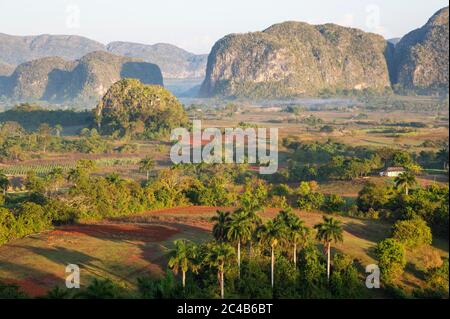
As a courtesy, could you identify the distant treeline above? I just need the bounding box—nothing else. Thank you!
[0,104,93,131]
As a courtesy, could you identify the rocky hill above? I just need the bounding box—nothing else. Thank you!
[107,42,207,79]
[0,33,105,65]
[200,22,392,98]
[95,78,188,137]
[393,6,449,92]
[0,51,163,107]
[0,63,15,76]
[0,33,207,80]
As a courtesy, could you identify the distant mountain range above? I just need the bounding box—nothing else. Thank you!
[392,6,449,92]
[200,6,449,98]
[0,6,448,105]
[200,21,392,98]
[0,33,206,79]
[0,51,162,107]
[107,42,207,79]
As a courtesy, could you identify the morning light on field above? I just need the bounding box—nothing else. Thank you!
[0,0,448,307]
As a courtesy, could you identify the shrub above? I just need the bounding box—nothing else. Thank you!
[323,194,346,213]
[375,238,406,283]
[392,218,432,248]
[425,258,449,295]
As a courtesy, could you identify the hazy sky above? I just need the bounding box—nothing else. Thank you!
[0,0,448,54]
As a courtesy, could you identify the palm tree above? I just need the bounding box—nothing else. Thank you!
[45,286,72,299]
[211,210,231,242]
[168,240,198,289]
[275,209,309,268]
[242,208,262,258]
[394,171,417,195]
[76,278,118,299]
[139,156,155,181]
[314,216,344,282]
[0,172,9,196]
[258,220,283,288]
[226,210,253,278]
[203,242,234,299]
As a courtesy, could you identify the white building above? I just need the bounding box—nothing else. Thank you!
[379,167,406,177]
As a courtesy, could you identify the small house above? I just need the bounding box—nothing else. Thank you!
[379,167,406,177]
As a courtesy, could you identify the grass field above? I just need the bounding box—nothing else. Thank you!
[0,206,447,297]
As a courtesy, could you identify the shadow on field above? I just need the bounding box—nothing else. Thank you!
[9,244,137,285]
[0,260,62,296]
[10,245,99,266]
[344,220,391,243]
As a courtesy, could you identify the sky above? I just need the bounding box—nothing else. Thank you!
[0,0,448,54]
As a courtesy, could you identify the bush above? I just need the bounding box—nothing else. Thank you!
[330,253,366,298]
[0,281,28,299]
[392,218,432,248]
[425,258,449,296]
[323,194,346,213]
[375,238,406,283]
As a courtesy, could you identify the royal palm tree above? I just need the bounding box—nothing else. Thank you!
[314,216,344,281]
[275,209,309,268]
[168,240,198,289]
[242,208,262,258]
[394,171,417,195]
[139,156,155,181]
[211,210,231,242]
[203,242,235,299]
[226,210,253,278]
[258,220,283,288]
[0,172,9,196]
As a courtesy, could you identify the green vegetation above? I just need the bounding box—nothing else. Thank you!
[95,79,188,138]
[0,104,93,131]
[375,238,406,283]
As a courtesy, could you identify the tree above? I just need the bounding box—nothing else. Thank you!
[274,209,309,267]
[314,216,344,281]
[226,210,253,278]
[258,220,283,288]
[392,218,432,248]
[168,240,198,289]
[76,278,120,299]
[0,172,9,196]
[436,148,449,170]
[211,210,231,242]
[54,124,63,137]
[375,238,406,283]
[139,156,155,181]
[37,123,52,153]
[45,286,72,299]
[47,167,65,194]
[394,171,417,195]
[203,242,235,299]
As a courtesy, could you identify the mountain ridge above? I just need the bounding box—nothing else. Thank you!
[0,33,207,79]
[200,21,392,98]
[0,51,163,107]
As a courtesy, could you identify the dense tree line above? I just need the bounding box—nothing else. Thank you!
[276,139,447,183]
[0,121,113,162]
[0,103,93,131]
